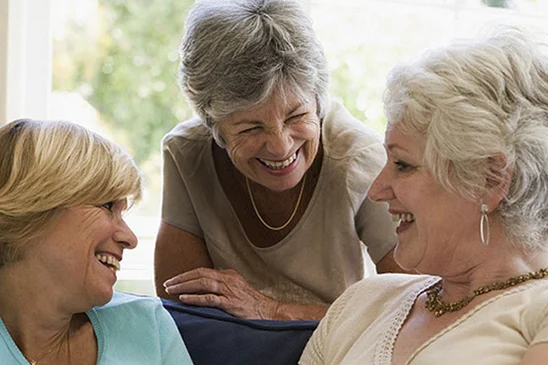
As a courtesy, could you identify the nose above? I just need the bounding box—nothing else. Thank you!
[367,165,395,202]
[265,128,293,157]
[113,218,138,250]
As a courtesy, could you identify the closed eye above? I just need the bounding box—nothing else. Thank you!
[286,113,307,123]
[238,126,262,134]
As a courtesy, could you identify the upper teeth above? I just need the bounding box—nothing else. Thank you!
[259,152,297,169]
[392,213,415,223]
[96,254,121,272]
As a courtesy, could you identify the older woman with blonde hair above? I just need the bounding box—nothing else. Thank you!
[300,26,548,364]
[0,119,192,364]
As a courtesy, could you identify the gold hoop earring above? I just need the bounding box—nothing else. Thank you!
[480,204,490,246]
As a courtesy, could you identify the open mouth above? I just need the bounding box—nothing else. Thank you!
[392,213,415,227]
[258,150,298,170]
[95,253,120,273]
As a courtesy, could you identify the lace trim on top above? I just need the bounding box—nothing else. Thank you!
[374,277,441,365]
[405,280,548,364]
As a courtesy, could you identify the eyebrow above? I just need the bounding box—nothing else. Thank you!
[232,103,305,126]
[385,143,405,152]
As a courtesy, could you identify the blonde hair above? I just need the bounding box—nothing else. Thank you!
[383,26,548,249]
[0,119,142,265]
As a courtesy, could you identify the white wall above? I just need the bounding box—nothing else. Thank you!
[1,0,51,123]
[0,0,8,123]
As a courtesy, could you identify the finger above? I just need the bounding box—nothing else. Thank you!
[165,277,221,296]
[163,267,221,287]
[178,293,225,309]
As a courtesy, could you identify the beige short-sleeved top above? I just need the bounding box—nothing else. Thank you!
[300,273,548,364]
[161,100,397,306]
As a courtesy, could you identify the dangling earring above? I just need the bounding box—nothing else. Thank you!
[480,203,490,246]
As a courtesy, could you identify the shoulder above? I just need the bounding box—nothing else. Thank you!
[94,292,164,317]
[322,99,384,159]
[322,100,387,194]
[519,282,548,341]
[162,117,211,151]
[328,274,435,323]
[345,274,434,304]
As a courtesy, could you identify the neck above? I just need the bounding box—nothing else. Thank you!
[438,245,548,302]
[0,263,74,359]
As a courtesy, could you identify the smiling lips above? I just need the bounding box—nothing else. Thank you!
[258,151,297,170]
[95,253,121,272]
[392,213,415,227]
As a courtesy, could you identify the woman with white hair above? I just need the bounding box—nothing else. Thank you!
[155,0,403,321]
[300,26,548,364]
[0,119,192,364]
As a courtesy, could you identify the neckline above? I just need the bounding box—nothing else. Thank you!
[378,277,548,364]
[0,311,100,365]
[208,126,328,252]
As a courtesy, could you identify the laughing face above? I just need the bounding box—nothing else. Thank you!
[219,90,321,192]
[367,126,480,274]
[31,200,137,310]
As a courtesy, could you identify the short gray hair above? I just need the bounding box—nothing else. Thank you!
[178,0,329,146]
[383,26,548,250]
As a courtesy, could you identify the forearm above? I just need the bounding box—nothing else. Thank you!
[272,301,328,321]
[154,222,212,299]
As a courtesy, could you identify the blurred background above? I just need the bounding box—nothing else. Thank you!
[1,0,547,295]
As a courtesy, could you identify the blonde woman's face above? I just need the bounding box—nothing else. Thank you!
[30,200,137,310]
[219,90,321,192]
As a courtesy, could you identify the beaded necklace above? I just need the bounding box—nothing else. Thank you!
[425,268,548,317]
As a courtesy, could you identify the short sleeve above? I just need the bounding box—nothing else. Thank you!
[161,140,203,238]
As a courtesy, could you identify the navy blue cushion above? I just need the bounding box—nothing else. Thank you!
[162,299,318,365]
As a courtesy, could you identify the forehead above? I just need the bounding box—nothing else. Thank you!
[384,125,426,158]
[223,90,315,125]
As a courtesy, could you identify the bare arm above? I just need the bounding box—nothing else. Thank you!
[163,266,328,320]
[156,222,327,320]
[154,221,212,300]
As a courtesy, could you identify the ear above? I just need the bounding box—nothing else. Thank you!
[484,153,512,209]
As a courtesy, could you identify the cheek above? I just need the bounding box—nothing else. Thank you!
[226,137,257,162]
[303,118,321,138]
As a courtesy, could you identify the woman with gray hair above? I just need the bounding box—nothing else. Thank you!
[300,26,548,364]
[0,119,193,364]
[155,0,402,321]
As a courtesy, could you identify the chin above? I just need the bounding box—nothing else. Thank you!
[93,288,115,307]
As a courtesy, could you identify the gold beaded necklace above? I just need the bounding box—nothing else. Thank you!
[425,267,548,317]
[246,174,306,231]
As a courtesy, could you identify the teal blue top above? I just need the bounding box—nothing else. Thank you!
[0,291,193,364]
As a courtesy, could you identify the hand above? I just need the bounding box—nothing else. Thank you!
[163,268,279,319]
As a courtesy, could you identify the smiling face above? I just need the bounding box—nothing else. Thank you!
[31,200,137,310]
[218,90,321,192]
[367,126,481,274]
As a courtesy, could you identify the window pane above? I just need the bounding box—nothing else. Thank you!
[50,0,548,296]
[51,0,194,295]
